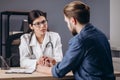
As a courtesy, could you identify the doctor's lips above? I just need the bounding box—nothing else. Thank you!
[41,29,47,32]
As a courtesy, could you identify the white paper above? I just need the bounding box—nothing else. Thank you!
[5,68,35,74]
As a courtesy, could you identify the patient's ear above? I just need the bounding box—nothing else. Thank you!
[70,17,77,25]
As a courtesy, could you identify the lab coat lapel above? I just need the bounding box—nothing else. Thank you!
[29,33,42,56]
[29,34,37,46]
[42,32,49,53]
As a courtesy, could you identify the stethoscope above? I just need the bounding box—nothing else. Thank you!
[28,32,53,59]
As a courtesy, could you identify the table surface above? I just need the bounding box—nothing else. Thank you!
[0,58,120,80]
[0,69,120,80]
[0,68,74,80]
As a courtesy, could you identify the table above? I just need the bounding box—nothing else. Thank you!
[0,69,74,80]
[0,57,120,80]
[0,69,120,80]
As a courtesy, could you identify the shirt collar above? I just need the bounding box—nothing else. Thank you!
[29,32,50,48]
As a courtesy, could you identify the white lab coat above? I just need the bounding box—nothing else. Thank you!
[19,31,63,69]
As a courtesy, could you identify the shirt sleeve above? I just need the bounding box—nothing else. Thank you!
[52,37,85,78]
[19,35,37,70]
[53,33,63,62]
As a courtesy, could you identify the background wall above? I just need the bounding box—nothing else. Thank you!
[110,1,120,79]
[82,0,110,39]
[0,0,110,54]
[110,0,120,50]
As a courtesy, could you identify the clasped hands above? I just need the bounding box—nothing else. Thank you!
[36,56,56,73]
[37,56,56,67]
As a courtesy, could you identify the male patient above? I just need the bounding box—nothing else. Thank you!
[36,1,115,80]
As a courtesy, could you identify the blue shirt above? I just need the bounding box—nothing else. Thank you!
[52,23,115,80]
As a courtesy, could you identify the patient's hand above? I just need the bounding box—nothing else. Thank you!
[36,65,52,74]
[37,56,56,67]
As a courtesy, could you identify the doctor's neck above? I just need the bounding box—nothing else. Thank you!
[36,33,45,44]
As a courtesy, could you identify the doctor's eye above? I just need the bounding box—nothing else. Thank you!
[32,20,48,27]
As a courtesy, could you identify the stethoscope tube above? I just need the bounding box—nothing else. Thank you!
[28,32,54,59]
[46,36,53,49]
[43,36,53,55]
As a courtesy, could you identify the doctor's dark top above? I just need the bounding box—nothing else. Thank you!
[19,31,63,69]
[52,23,115,80]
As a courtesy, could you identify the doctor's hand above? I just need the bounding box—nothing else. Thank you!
[37,56,56,67]
[37,56,48,66]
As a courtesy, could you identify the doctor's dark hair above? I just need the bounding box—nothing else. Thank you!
[63,1,90,24]
[27,10,48,33]
[28,10,47,25]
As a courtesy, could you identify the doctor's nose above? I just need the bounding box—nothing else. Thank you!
[40,23,47,28]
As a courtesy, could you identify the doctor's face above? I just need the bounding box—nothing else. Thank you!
[64,15,77,36]
[30,16,48,36]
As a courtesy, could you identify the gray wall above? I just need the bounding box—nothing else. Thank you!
[110,0,120,49]
[82,0,110,39]
[0,0,110,54]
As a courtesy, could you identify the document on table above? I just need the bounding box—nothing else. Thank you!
[5,68,35,74]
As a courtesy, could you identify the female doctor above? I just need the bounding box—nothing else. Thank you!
[19,10,63,69]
